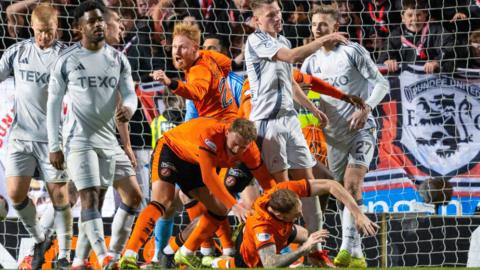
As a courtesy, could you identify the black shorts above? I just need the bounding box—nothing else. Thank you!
[224,163,254,195]
[157,144,205,194]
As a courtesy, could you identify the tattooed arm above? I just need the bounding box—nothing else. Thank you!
[258,230,327,268]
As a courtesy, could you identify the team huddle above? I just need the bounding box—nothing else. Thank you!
[0,0,389,269]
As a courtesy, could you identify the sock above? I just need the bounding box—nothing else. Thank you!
[301,197,323,250]
[81,209,107,262]
[153,217,174,259]
[183,212,224,253]
[216,219,234,249]
[13,198,45,243]
[54,204,73,260]
[340,207,358,253]
[125,201,165,254]
[185,200,213,252]
[212,257,235,269]
[184,200,206,221]
[72,218,91,267]
[109,203,137,255]
[39,204,55,238]
[163,234,183,255]
[351,200,364,258]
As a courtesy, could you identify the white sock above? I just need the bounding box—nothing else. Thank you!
[163,244,175,255]
[39,204,55,238]
[340,207,360,253]
[123,249,138,258]
[73,217,92,264]
[180,246,193,256]
[54,204,73,260]
[14,198,45,243]
[81,210,107,261]
[222,247,235,256]
[200,247,213,256]
[109,204,136,254]
[301,197,323,250]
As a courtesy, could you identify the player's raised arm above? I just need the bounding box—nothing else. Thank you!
[308,179,379,236]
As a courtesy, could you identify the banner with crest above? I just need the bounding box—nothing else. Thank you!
[364,66,480,215]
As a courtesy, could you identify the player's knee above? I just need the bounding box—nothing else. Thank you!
[224,167,253,195]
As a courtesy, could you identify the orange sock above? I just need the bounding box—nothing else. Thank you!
[216,219,234,249]
[184,200,206,221]
[167,234,184,253]
[183,212,224,252]
[125,201,164,253]
[213,257,236,268]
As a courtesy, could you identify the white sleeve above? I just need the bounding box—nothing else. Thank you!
[247,32,281,60]
[300,55,315,75]
[351,43,389,109]
[118,54,138,114]
[47,58,67,152]
[0,45,16,82]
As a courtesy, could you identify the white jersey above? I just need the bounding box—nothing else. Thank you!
[245,30,295,121]
[47,43,137,152]
[301,42,385,142]
[0,38,66,142]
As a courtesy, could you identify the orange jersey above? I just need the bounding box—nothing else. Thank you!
[151,117,276,208]
[171,50,238,120]
[239,180,311,268]
[237,80,251,119]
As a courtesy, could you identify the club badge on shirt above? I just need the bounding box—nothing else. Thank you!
[256,232,272,242]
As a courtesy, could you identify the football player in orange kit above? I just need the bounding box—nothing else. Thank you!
[203,178,378,268]
[119,118,276,268]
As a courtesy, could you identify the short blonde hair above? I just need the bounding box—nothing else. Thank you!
[173,22,201,45]
[229,119,257,142]
[32,4,58,25]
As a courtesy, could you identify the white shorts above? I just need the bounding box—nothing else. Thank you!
[66,147,115,191]
[5,139,68,183]
[113,145,136,180]
[327,128,377,181]
[255,114,316,174]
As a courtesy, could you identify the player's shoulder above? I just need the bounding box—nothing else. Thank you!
[57,42,82,62]
[5,38,33,55]
[341,41,369,56]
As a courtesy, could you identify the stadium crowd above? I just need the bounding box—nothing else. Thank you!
[0,0,479,269]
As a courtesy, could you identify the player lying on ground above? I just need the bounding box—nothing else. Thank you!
[119,118,277,269]
[203,179,379,268]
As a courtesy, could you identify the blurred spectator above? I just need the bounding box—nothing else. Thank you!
[427,0,470,35]
[468,0,480,31]
[360,0,402,60]
[333,0,364,45]
[203,33,244,70]
[282,0,311,47]
[467,29,480,69]
[377,0,464,74]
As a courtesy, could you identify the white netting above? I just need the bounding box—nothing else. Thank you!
[1,0,480,268]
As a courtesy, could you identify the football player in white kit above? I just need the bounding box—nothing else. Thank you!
[69,7,144,269]
[47,1,137,269]
[301,5,389,268]
[0,4,72,270]
[245,0,347,264]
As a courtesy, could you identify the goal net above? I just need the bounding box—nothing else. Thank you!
[0,0,480,268]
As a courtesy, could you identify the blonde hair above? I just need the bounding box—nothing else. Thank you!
[229,119,257,142]
[31,4,58,25]
[173,22,201,45]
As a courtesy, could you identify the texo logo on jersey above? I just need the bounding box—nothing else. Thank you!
[19,69,50,84]
[78,76,118,88]
[325,75,350,87]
